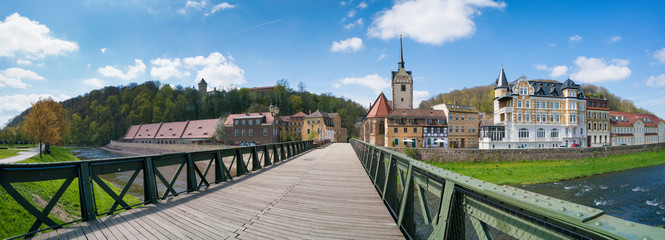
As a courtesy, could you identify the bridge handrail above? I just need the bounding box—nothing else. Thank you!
[0,140,314,239]
[351,139,665,240]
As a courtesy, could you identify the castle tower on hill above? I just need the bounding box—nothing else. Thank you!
[391,34,413,109]
[198,78,207,95]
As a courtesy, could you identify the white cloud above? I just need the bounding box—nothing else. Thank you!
[0,93,69,114]
[16,59,31,65]
[569,34,583,42]
[0,13,78,59]
[569,56,631,83]
[608,36,621,43]
[97,59,146,80]
[534,64,568,78]
[86,63,91,69]
[652,48,665,64]
[336,74,389,94]
[377,53,387,61]
[368,0,505,45]
[179,0,207,14]
[83,78,105,88]
[100,47,106,54]
[646,74,665,87]
[358,2,368,9]
[211,2,236,14]
[413,90,430,106]
[344,18,363,29]
[331,37,363,53]
[548,43,557,47]
[150,58,191,80]
[183,52,246,90]
[0,68,44,89]
[348,9,356,18]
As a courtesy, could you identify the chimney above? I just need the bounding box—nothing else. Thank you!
[454,101,458,105]
[309,110,311,115]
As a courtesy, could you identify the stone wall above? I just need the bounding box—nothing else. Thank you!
[390,142,665,162]
[105,141,228,156]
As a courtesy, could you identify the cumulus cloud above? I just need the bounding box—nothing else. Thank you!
[358,2,368,9]
[183,52,246,90]
[98,59,146,80]
[331,37,363,53]
[211,2,236,14]
[178,0,207,14]
[569,34,583,42]
[150,58,190,80]
[344,18,363,29]
[336,74,390,94]
[652,48,665,64]
[16,59,31,65]
[100,47,106,54]
[368,0,505,45]
[413,90,430,106]
[646,74,665,87]
[0,13,78,59]
[83,78,105,88]
[534,64,568,78]
[0,93,69,114]
[569,56,631,83]
[0,68,44,89]
[608,36,621,43]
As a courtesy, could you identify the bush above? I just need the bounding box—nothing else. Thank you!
[403,147,421,160]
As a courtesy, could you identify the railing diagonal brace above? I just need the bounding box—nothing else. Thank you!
[107,168,141,214]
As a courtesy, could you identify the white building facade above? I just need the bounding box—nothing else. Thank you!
[480,68,587,149]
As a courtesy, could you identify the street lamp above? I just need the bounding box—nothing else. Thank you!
[269,105,280,143]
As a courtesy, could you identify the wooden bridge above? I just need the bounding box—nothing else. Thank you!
[25,143,403,239]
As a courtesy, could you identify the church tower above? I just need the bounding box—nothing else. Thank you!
[391,34,413,109]
[198,78,207,95]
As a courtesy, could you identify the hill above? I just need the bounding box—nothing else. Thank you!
[419,84,652,115]
[7,80,367,146]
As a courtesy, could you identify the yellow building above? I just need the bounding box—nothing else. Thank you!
[384,109,448,148]
[432,103,480,148]
[302,110,348,142]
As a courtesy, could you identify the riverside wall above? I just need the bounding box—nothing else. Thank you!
[389,142,665,163]
[104,141,229,156]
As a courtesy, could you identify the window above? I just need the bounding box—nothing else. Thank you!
[438,119,445,124]
[550,102,554,109]
[580,103,584,110]
[520,87,527,95]
[537,128,545,138]
[394,128,398,133]
[461,126,465,133]
[455,114,459,120]
[318,120,320,124]
[394,138,399,146]
[556,114,560,123]
[518,100,522,108]
[413,128,418,133]
[249,129,253,136]
[551,128,559,138]
[235,120,239,125]
[519,128,529,138]
[401,84,406,91]
[536,101,541,108]
[526,113,530,122]
[455,126,459,132]
[526,101,530,108]
[235,129,239,136]
[536,114,540,122]
[518,114,522,122]
[249,119,253,125]
[461,115,465,121]
[404,128,408,133]
[307,129,310,134]
[242,129,246,136]
[550,114,554,122]
[242,120,246,125]
[556,102,560,109]
[569,102,576,110]
[256,119,260,125]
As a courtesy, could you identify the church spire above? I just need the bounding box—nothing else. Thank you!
[398,34,405,69]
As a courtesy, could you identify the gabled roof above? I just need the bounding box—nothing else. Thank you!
[135,123,163,139]
[366,92,392,118]
[123,125,141,140]
[306,110,331,119]
[155,121,189,139]
[291,111,307,118]
[182,119,220,139]
[610,111,663,127]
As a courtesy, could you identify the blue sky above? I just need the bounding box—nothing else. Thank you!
[1,0,665,127]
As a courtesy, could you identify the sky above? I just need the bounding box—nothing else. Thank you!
[1,0,665,127]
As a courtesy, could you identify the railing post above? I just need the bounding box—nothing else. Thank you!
[79,162,96,221]
[396,162,414,230]
[252,146,261,170]
[186,153,196,192]
[431,181,457,239]
[280,144,286,160]
[263,145,272,167]
[382,154,395,201]
[144,157,158,204]
[215,150,225,182]
[373,150,384,186]
[272,144,280,163]
[236,148,246,175]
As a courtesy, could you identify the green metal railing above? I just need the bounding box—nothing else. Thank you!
[351,139,665,240]
[0,140,313,239]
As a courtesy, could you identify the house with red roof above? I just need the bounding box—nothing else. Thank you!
[121,118,222,144]
[609,111,665,146]
[360,92,392,146]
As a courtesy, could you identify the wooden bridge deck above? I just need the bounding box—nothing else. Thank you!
[34,143,403,239]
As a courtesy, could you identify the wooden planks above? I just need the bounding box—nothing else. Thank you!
[50,143,403,239]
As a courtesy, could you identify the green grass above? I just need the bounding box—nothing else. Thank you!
[427,148,665,185]
[0,144,36,149]
[0,146,141,239]
[0,149,24,159]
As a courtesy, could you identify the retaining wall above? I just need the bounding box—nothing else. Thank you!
[390,142,665,162]
[105,141,229,156]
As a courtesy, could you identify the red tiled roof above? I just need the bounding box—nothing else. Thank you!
[366,92,392,118]
[155,121,189,139]
[182,119,220,139]
[224,112,275,126]
[123,125,141,140]
[135,123,163,139]
[609,111,663,127]
[291,111,307,118]
[279,116,290,122]
[386,109,447,118]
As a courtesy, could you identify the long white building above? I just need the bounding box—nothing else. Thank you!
[479,67,587,149]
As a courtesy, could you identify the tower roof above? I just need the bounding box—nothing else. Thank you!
[495,66,509,89]
[199,78,207,85]
[398,34,405,69]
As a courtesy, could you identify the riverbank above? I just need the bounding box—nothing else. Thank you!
[428,148,665,185]
[0,146,140,239]
[103,141,229,156]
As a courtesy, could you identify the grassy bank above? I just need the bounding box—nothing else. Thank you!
[428,148,665,185]
[0,146,141,239]
[0,149,24,159]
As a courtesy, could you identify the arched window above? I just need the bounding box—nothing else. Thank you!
[519,128,529,138]
[537,128,545,138]
[551,128,559,138]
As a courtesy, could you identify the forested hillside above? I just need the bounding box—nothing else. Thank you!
[419,84,652,115]
[7,80,367,146]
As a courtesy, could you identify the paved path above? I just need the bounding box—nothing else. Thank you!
[0,146,40,164]
[33,143,403,239]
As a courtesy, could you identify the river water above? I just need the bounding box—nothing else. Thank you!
[520,164,665,226]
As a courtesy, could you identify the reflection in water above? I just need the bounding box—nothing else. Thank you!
[520,164,665,226]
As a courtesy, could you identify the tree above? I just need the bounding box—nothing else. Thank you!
[1,127,16,147]
[22,98,69,158]
[214,115,228,143]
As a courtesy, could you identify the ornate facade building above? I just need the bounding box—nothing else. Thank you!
[479,67,588,149]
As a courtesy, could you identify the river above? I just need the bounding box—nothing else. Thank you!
[520,164,665,226]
